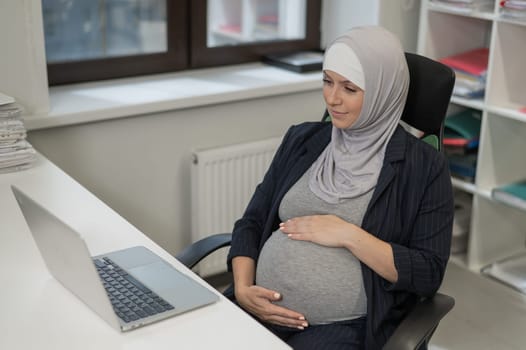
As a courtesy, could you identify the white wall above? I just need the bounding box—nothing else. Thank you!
[0,0,49,114]
[321,0,421,52]
[27,92,323,255]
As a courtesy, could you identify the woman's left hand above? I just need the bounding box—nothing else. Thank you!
[279,215,356,248]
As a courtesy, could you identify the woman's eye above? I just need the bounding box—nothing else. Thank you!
[345,87,357,93]
[322,79,332,85]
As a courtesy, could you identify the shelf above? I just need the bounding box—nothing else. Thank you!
[421,1,526,280]
[497,16,526,27]
[481,251,526,295]
[451,177,492,200]
[211,28,245,42]
[487,105,526,123]
[476,188,492,200]
[207,0,306,47]
[211,27,281,43]
[451,177,477,194]
[422,9,493,62]
[450,96,486,111]
[428,2,496,21]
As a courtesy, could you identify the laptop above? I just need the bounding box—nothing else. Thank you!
[11,185,219,332]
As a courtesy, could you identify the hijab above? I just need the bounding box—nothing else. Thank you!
[309,26,410,204]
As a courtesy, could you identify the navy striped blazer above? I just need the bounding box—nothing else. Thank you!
[227,121,454,349]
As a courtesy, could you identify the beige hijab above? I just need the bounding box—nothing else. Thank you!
[309,26,410,204]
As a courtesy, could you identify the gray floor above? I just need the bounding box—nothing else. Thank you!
[207,262,526,350]
[430,261,526,350]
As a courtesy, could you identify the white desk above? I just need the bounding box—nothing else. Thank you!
[0,154,290,350]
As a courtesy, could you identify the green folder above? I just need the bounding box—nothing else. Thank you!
[492,180,526,211]
[444,109,482,140]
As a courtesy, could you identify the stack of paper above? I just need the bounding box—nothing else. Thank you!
[430,0,494,13]
[439,48,489,99]
[0,92,36,173]
[500,0,526,19]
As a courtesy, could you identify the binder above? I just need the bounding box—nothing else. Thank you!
[439,48,489,77]
[262,50,324,73]
[448,153,477,182]
[492,179,526,211]
[444,109,482,149]
[440,48,489,98]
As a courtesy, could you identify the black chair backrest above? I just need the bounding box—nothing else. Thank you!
[401,52,455,143]
[322,53,455,149]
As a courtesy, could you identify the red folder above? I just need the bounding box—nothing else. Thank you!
[439,48,489,76]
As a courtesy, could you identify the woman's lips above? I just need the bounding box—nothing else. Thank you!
[330,110,347,118]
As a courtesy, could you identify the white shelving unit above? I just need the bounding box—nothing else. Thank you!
[418,0,526,273]
[207,0,306,47]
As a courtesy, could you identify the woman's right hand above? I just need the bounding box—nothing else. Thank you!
[235,284,309,330]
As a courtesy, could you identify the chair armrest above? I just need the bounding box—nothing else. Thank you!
[383,293,455,350]
[175,233,232,269]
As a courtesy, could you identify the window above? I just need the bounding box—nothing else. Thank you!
[42,0,321,85]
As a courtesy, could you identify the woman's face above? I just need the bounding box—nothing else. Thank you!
[323,70,364,129]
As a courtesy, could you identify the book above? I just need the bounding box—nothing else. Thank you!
[262,50,324,73]
[448,153,477,181]
[443,138,479,147]
[439,48,489,77]
[444,109,482,150]
[492,179,526,211]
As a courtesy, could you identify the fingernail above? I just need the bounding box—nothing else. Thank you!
[274,293,280,299]
[297,326,304,330]
[299,316,305,320]
[302,322,308,327]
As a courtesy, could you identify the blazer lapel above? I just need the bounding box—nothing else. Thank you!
[367,126,407,209]
[275,124,332,205]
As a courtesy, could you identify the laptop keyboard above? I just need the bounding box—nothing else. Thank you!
[93,257,175,323]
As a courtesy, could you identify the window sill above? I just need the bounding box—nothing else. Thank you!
[24,63,322,131]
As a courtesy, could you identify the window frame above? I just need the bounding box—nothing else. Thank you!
[45,0,321,86]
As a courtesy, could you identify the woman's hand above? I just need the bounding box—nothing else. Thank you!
[235,284,309,330]
[279,214,355,248]
[281,215,399,283]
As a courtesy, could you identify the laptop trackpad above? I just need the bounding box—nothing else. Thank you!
[128,262,218,310]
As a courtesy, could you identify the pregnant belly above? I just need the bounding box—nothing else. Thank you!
[255,229,366,325]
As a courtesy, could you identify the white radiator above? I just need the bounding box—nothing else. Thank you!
[191,137,282,277]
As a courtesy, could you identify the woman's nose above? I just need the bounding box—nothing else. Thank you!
[325,87,341,105]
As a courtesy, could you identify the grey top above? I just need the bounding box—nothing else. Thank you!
[256,166,373,325]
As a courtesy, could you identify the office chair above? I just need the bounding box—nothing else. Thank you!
[176,52,456,350]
